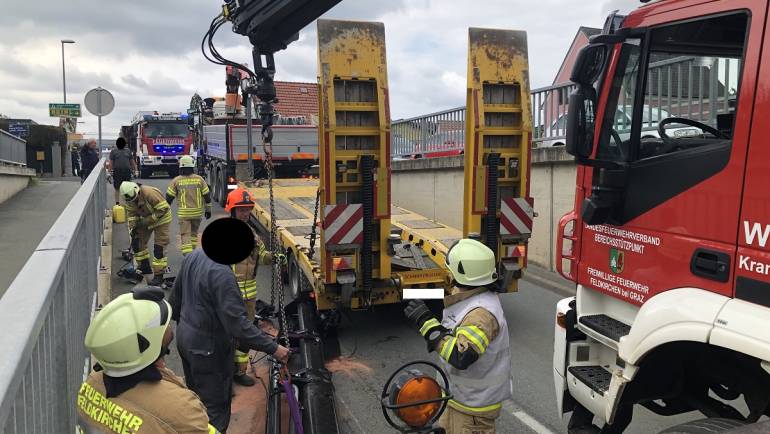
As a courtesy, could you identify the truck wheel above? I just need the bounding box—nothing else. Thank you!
[219,170,228,207]
[212,168,222,204]
[659,418,745,434]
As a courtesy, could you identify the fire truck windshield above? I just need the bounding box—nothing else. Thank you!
[144,122,189,138]
[596,12,748,162]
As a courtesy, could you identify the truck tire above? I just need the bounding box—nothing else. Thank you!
[212,167,222,204]
[659,418,746,434]
[219,169,228,208]
[288,253,304,300]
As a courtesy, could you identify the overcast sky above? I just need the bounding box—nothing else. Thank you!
[0,0,638,139]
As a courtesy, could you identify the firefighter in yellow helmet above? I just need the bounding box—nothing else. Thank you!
[403,239,512,434]
[166,156,211,256]
[120,181,172,286]
[77,287,220,433]
[224,187,273,386]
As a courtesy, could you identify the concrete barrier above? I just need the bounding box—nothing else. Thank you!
[391,148,576,272]
[0,165,36,205]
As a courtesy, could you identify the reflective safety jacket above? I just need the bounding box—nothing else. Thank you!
[76,367,218,433]
[125,185,172,230]
[232,225,271,300]
[436,287,512,415]
[166,175,211,219]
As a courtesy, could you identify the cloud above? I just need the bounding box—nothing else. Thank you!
[2,0,613,137]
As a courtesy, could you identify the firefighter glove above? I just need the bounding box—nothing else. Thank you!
[273,252,287,266]
[404,300,434,330]
[205,209,212,219]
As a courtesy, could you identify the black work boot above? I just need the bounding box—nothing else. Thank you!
[147,274,165,287]
[233,372,256,387]
[138,259,152,275]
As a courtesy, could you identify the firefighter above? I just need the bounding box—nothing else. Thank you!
[170,239,290,432]
[120,181,173,286]
[166,156,212,256]
[403,239,512,434]
[225,188,273,387]
[77,287,219,433]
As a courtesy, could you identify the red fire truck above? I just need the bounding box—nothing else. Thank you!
[554,1,770,432]
[127,111,193,178]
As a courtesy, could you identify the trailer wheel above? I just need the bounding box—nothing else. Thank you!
[659,418,745,433]
[212,167,222,204]
[288,253,303,300]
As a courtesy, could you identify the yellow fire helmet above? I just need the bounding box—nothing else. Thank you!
[445,239,498,286]
[179,155,195,168]
[84,288,171,377]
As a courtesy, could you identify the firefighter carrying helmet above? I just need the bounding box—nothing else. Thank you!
[225,188,255,212]
[179,155,195,168]
[120,181,141,202]
[84,287,171,377]
[445,239,498,287]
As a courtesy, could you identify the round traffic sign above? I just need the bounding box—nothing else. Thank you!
[84,87,115,116]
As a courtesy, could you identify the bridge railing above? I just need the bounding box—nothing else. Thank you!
[0,159,107,433]
[391,107,466,159]
[0,130,27,167]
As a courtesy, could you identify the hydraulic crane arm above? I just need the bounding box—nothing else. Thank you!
[225,0,343,54]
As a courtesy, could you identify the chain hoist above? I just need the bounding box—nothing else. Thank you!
[262,125,290,348]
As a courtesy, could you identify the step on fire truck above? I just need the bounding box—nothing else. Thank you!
[555,1,770,432]
[125,111,193,178]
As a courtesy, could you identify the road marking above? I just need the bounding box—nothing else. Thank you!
[336,393,369,434]
[504,402,555,434]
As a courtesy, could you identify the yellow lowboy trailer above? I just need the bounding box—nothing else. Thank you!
[245,20,533,313]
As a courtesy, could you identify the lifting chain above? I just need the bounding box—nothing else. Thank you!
[300,188,321,294]
[262,125,290,348]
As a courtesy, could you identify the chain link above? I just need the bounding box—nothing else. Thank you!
[262,126,290,348]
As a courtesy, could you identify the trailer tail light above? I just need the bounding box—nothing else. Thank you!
[556,210,579,282]
[332,255,354,271]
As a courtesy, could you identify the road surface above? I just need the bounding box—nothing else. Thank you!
[111,177,698,433]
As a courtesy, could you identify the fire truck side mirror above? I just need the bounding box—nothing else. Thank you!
[566,87,596,160]
[570,44,607,86]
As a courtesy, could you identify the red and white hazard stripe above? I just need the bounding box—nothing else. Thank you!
[500,197,534,237]
[323,204,363,246]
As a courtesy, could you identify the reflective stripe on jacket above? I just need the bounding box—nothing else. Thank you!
[167,175,210,219]
[125,185,172,229]
[232,226,270,300]
[76,368,217,433]
[440,289,512,412]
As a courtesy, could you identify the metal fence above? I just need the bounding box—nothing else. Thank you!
[0,130,27,166]
[0,159,107,433]
[392,107,466,158]
[531,83,577,148]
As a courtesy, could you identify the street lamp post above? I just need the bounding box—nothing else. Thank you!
[60,39,75,103]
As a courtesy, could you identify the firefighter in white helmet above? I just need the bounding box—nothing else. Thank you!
[76,287,219,433]
[166,156,212,256]
[403,239,512,434]
[120,181,172,286]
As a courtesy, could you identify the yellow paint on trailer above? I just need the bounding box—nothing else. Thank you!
[462,27,532,293]
[318,19,392,285]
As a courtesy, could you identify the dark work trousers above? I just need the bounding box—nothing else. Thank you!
[177,324,235,432]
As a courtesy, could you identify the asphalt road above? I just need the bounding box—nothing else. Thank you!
[112,177,698,433]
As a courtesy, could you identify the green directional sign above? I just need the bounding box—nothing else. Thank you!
[49,103,81,118]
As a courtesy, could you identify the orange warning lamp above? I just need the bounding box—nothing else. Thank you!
[381,361,451,433]
[394,375,442,427]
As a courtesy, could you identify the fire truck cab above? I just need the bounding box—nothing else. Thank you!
[554,0,770,432]
[130,111,193,178]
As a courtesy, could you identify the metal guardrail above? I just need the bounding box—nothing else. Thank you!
[0,159,107,433]
[392,107,466,158]
[392,55,737,156]
[0,130,27,167]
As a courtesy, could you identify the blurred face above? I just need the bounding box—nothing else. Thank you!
[88,140,97,149]
[234,207,252,222]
